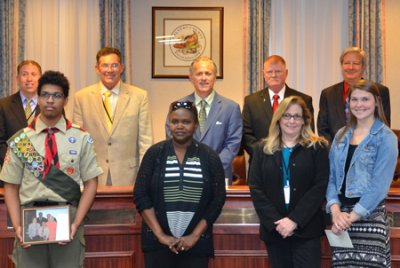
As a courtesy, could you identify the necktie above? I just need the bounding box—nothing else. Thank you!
[272,95,280,113]
[344,88,350,122]
[344,97,350,123]
[103,91,113,133]
[199,100,207,133]
[25,99,33,123]
[43,127,60,179]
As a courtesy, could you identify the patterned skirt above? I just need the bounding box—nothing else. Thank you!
[331,202,391,268]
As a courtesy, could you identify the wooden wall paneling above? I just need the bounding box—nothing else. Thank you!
[1,186,400,267]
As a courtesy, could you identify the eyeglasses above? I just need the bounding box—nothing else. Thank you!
[265,70,284,76]
[170,101,194,111]
[99,63,120,71]
[342,61,362,66]
[39,92,65,100]
[281,113,303,121]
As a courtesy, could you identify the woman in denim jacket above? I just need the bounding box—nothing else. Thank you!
[326,79,398,267]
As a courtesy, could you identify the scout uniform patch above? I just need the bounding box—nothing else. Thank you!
[9,131,44,178]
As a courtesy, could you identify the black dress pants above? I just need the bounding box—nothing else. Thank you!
[144,247,209,268]
[265,236,321,268]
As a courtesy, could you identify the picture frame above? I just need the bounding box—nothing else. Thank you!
[152,7,224,78]
[22,205,70,245]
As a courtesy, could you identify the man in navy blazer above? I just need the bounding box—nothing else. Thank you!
[166,56,242,182]
[318,47,391,143]
[242,55,314,157]
[0,60,42,167]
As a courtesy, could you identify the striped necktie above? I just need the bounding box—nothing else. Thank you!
[103,91,113,133]
[25,99,33,123]
[344,88,350,122]
[199,100,207,133]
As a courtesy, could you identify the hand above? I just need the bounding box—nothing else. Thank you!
[349,211,361,223]
[58,222,79,246]
[156,233,180,254]
[70,222,78,240]
[332,211,352,231]
[274,217,297,238]
[173,233,201,252]
[331,224,342,235]
[15,226,31,249]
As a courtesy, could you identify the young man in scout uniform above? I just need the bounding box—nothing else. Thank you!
[0,70,103,268]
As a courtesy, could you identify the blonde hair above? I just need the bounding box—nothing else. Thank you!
[340,47,366,66]
[336,79,388,142]
[263,96,328,154]
[189,56,217,75]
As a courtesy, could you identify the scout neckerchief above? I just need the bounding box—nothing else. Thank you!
[29,117,70,179]
[43,127,60,179]
[9,117,81,205]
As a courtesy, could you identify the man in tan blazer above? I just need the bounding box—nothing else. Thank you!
[73,47,153,186]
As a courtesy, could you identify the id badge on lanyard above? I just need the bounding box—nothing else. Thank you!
[282,147,292,207]
[284,183,290,205]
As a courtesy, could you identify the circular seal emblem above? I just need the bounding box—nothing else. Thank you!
[169,24,206,61]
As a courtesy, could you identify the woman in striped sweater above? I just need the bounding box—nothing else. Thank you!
[134,101,226,268]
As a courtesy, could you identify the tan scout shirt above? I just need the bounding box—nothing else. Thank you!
[0,116,103,205]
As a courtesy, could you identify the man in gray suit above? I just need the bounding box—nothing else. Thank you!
[318,47,391,143]
[166,56,242,183]
[73,47,153,186]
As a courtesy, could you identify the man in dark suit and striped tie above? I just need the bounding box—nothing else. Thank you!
[0,60,42,168]
[317,47,391,143]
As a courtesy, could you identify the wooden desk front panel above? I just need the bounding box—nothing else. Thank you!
[1,186,400,267]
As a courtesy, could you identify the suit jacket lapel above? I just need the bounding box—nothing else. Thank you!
[112,83,130,133]
[261,89,273,126]
[91,85,109,133]
[284,85,298,99]
[273,151,283,184]
[184,94,202,141]
[334,83,346,125]
[200,92,222,139]
[11,93,28,126]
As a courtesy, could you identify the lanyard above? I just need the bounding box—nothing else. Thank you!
[282,147,292,186]
[282,147,292,208]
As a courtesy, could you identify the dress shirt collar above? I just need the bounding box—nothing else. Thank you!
[268,86,286,103]
[194,90,215,106]
[20,91,38,106]
[100,81,121,96]
[34,116,68,134]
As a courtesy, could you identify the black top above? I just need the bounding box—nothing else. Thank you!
[339,144,360,206]
[249,142,329,242]
[133,139,225,257]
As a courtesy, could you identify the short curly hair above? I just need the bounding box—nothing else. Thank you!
[38,71,70,98]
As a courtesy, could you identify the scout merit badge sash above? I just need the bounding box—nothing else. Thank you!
[9,126,81,206]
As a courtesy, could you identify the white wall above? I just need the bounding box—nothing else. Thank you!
[131,0,244,142]
[133,0,400,144]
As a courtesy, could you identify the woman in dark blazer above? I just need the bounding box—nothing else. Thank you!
[249,96,329,268]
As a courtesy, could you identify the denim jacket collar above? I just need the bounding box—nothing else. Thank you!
[340,118,385,145]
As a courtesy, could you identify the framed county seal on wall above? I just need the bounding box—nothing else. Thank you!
[152,7,223,78]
